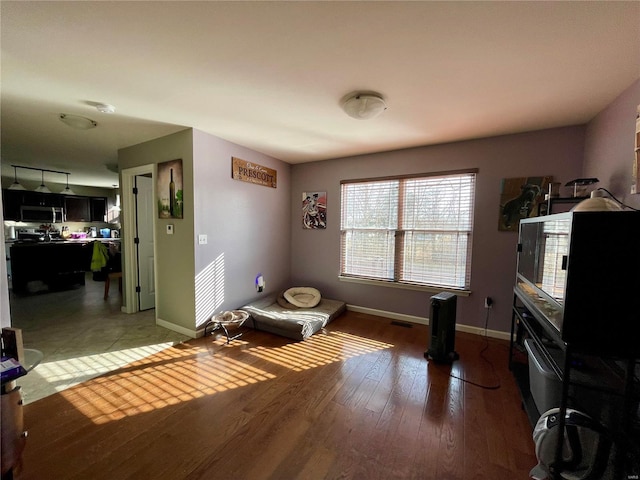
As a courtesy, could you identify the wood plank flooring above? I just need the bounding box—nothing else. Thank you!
[16,311,536,479]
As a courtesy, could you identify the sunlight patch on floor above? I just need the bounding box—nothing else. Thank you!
[245,331,394,372]
[60,344,276,424]
[58,330,393,425]
[19,342,178,404]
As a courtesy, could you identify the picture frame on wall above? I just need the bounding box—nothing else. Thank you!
[157,159,183,219]
[498,176,551,231]
[302,191,326,229]
[633,104,639,195]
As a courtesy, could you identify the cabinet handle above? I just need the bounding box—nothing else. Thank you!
[561,255,568,270]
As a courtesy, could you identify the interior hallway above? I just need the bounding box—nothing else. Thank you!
[8,272,189,404]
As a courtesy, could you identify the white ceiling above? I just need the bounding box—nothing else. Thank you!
[1,1,639,188]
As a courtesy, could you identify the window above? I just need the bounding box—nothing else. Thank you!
[340,170,476,291]
[539,218,570,301]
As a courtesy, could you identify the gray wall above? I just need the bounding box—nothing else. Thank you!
[0,194,9,328]
[583,78,640,210]
[192,129,291,328]
[119,128,196,332]
[290,126,586,333]
[118,128,291,335]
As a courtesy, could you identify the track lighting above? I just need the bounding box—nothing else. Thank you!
[9,165,73,194]
[35,170,51,193]
[62,173,75,195]
[8,165,26,191]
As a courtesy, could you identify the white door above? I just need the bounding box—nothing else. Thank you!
[135,175,155,311]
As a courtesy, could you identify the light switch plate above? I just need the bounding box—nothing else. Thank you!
[198,234,207,245]
[167,225,174,235]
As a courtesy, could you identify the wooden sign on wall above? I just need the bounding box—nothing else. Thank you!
[232,157,277,188]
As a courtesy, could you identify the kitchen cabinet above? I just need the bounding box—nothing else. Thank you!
[2,189,64,220]
[1,190,21,220]
[2,190,108,223]
[90,197,107,222]
[64,196,91,222]
[20,191,63,208]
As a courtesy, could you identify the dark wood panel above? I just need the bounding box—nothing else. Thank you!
[64,196,90,222]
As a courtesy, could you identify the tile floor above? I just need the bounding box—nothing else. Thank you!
[9,273,189,404]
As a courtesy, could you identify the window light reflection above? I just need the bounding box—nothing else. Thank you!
[62,345,276,424]
[59,331,394,425]
[245,331,394,372]
[195,253,226,327]
[25,343,176,390]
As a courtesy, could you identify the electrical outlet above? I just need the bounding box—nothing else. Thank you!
[198,234,207,245]
[484,296,493,309]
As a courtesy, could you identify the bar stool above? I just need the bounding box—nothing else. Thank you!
[104,271,122,300]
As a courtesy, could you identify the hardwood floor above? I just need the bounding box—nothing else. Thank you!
[16,311,536,479]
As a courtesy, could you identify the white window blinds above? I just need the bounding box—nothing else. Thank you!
[340,171,476,290]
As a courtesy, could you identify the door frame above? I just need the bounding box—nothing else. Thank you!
[121,164,156,314]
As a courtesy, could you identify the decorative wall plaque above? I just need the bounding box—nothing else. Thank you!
[232,157,277,188]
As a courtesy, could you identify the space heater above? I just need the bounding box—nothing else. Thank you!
[425,292,459,363]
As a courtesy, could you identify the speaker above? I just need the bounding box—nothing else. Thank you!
[425,292,459,363]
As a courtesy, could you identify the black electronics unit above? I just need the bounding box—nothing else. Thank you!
[425,292,459,363]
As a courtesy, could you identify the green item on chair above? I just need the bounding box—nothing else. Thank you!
[90,241,109,272]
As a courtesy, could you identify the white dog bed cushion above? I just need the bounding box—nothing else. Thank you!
[283,287,321,308]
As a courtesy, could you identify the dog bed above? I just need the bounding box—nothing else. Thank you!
[283,286,321,308]
[241,292,346,341]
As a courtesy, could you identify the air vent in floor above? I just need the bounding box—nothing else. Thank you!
[390,320,413,328]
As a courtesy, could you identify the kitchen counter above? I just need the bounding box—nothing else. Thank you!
[9,241,96,294]
[7,238,120,246]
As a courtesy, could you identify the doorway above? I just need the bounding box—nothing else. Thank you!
[121,165,156,314]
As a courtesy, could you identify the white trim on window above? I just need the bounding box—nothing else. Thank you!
[340,169,477,291]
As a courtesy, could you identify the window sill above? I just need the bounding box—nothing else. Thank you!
[338,276,471,296]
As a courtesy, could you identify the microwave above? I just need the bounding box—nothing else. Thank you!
[20,206,65,223]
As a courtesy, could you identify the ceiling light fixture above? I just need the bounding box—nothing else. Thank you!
[342,92,387,120]
[10,165,73,194]
[59,113,97,130]
[96,103,116,114]
[35,169,51,193]
[62,173,75,196]
[8,165,26,191]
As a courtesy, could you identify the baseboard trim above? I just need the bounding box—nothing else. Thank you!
[345,304,510,341]
[156,318,198,338]
[346,304,428,325]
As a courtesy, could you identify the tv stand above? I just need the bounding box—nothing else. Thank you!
[510,289,639,479]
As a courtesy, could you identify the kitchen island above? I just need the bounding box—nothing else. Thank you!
[9,239,120,294]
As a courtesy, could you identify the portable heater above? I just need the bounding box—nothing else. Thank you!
[425,292,459,363]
